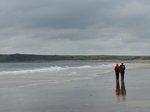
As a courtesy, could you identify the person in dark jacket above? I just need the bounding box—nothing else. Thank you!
[114,64,120,81]
[120,63,125,81]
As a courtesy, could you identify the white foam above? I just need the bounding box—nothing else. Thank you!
[0,63,116,76]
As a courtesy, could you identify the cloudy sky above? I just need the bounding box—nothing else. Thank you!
[0,0,150,55]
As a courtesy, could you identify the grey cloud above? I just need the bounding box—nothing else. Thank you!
[0,0,150,55]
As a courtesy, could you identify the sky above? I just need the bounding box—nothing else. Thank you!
[0,0,150,55]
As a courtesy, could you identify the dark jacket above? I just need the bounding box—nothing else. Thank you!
[120,64,125,72]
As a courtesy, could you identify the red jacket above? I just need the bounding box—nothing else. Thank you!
[114,65,120,73]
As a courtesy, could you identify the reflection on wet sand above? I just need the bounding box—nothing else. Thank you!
[116,80,121,96]
[121,81,126,95]
[116,80,126,101]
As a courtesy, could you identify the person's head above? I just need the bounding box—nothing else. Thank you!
[122,63,124,65]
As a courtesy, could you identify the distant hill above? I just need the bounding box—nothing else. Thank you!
[0,54,150,62]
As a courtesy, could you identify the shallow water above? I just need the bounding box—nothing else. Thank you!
[0,62,115,76]
[0,62,145,76]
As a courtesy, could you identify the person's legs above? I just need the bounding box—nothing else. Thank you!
[116,72,119,80]
[121,71,124,81]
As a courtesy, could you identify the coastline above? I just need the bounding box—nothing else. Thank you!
[0,63,150,112]
[0,59,150,63]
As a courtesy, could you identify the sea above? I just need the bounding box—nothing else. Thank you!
[0,62,145,80]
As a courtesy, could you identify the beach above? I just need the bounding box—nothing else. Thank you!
[0,62,150,112]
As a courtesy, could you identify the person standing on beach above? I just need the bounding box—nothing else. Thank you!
[114,64,120,81]
[120,63,125,81]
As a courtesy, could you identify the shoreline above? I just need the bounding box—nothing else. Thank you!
[0,63,150,112]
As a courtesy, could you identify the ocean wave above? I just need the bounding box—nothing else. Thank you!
[0,63,115,75]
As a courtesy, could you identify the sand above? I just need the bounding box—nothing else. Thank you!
[0,63,150,112]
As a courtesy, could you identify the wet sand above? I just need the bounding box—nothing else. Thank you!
[0,64,150,112]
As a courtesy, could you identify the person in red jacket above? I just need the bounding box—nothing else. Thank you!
[114,64,120,81]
